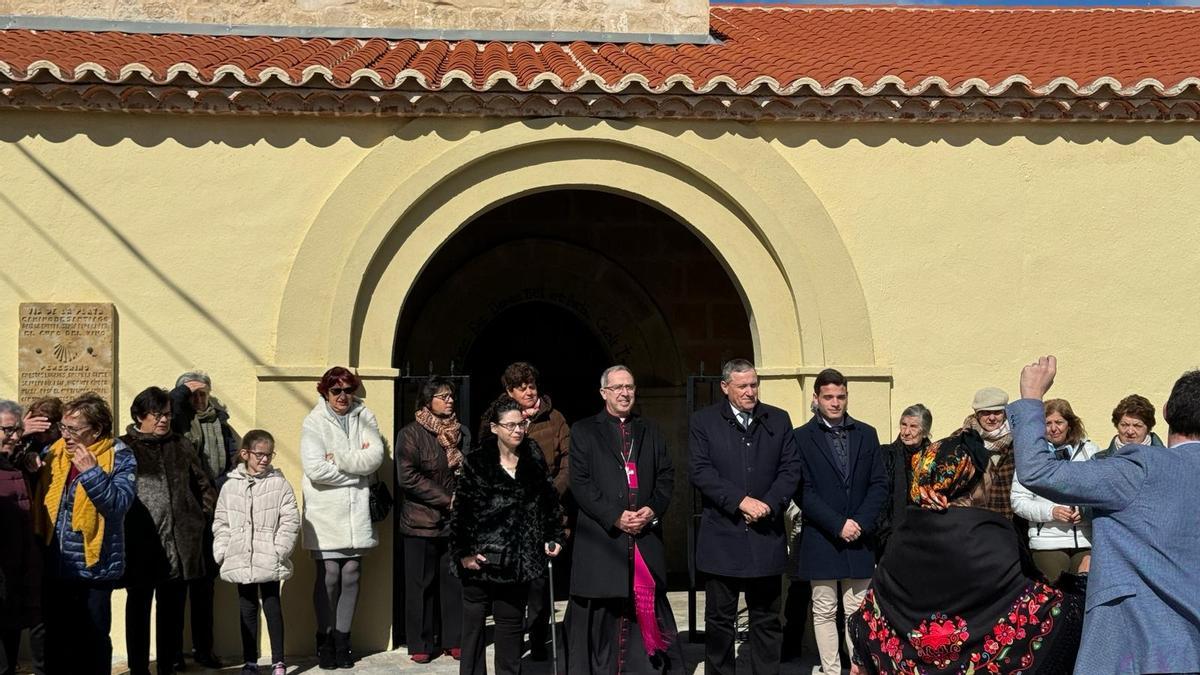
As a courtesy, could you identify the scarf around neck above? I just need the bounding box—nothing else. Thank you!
[521,396,544,420]
[190,400,227,480]
[39,436,116,567]
[965,415,1013,455]
[415,407,463,469]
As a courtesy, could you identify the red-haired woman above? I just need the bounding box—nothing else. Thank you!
[300,367,385,669]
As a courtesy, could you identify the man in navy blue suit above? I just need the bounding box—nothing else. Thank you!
[791,368,886,675]
[689,359,802,675]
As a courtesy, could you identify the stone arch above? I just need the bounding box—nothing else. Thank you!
[273,117,875,382]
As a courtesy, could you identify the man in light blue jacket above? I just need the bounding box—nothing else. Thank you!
[1010,356,1200,674]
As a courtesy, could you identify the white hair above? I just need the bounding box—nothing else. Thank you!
[175,370,212,389]
[600,365,634,388]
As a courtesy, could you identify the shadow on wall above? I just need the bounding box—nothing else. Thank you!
[3,109,1199,151]
[0,142,314,416]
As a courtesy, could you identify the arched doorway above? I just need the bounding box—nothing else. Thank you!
[268,118,884,652]
[394,189,754,430]
[392,187,753,569]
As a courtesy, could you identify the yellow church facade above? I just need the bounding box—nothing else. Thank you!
[3,1,1200,658]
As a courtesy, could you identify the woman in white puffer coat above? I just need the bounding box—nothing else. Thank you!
[299,367,385,669]
[1010,398,1100,583]
[212,430,300,675]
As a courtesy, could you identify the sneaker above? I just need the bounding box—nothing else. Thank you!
[271,662,287,675]
[240,663,259,675]
[410,653,434,664]
[446,647,462,660]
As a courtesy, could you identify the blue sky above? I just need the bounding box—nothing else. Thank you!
[719,0,1192,6]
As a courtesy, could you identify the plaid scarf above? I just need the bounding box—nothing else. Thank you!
[962,415,1015,519]
[415,407,463,469]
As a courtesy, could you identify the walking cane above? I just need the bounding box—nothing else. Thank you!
[547,552,560,674]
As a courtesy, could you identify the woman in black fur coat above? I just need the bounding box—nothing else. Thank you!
[451,397,564,675]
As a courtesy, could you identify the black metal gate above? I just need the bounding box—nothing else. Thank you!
[685,372,724,643]
[392,363,471,647]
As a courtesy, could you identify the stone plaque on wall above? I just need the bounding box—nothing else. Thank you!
[18,303,116,412]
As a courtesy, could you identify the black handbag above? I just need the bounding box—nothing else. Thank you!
[368,473,393,523]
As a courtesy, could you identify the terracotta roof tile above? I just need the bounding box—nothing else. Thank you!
[3,6,1200,97]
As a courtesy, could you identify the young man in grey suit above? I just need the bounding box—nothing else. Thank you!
[1010,356,1200,674]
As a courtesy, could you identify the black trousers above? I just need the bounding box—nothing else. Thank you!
[43,578,113,675]
[461,580,529,675]
[526,575,550,651]
[704,574,783,675]
[125,579,187,675]
[403,536,462,655]
[0,624,45,675]
[781,578,810,658]
[184,528,218,658]
[237,582,284,665]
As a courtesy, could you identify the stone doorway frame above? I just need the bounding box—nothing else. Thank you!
[259,117,891,649]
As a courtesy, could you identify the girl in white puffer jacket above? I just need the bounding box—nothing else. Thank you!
[213,430,300,675]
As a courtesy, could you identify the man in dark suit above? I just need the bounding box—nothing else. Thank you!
[690,358,802,675]
[566,365,683,674]
[792,368,886,675]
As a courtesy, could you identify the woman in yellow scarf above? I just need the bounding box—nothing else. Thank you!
[34,393,136,675]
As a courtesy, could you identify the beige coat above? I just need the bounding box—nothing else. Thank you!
[212,466,300,584]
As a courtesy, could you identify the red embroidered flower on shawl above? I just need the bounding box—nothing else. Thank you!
[908,614,969,668]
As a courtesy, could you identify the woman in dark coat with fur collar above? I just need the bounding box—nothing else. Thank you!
[451,396,564,675]
[120,387,216,675]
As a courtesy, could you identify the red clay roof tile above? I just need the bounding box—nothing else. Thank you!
[2,6,1200,97]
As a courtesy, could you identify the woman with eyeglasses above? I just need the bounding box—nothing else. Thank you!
[452,396,564,675]
[396,377,472,664]
[119,387,216,675]
[300,366,385,669]
[33,392,136,675]
[483,361,572,660]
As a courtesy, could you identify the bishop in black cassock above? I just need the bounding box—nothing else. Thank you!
[565,366,684,674]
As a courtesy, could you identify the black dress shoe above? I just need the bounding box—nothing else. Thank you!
[172,653,188,671]
[193,651,223,669]
[529,645,549,662]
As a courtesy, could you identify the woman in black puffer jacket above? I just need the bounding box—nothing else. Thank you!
[451,396,564,675]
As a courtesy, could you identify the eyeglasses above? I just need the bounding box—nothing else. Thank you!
[58,423,92,437]
[149,411,172,420]
[603,384,636,393]
[328,387,355,396]
[433,392,454,401]
[494,420,531,433]
[0,425,20,436]
[248,451,276,460]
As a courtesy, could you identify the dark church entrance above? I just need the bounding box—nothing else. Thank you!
[462,301,611,436]
[391,189,753,643]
